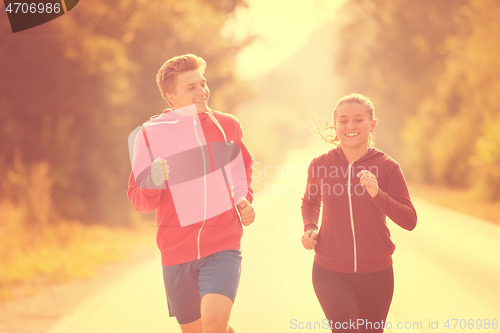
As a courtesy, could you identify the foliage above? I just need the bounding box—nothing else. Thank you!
[0,197,155,299]
[403,0,500,198]
[334,0,467,158]
[336,0,500,200]
[0,0,249,225]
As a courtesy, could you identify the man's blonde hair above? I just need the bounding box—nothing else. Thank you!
[156,54,207,102]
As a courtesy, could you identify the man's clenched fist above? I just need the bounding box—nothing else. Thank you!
[150,157,169,187]
[236,199,255,226]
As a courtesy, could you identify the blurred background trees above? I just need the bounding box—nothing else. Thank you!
[2,0,500,230]
[0,0,249,225]
[334,0,500,200]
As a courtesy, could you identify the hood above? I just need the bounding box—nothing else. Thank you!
[328,146,385,163]
[149,104,201,125]
[148,105,228,143]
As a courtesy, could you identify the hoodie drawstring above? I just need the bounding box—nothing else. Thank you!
[207,111,231,144]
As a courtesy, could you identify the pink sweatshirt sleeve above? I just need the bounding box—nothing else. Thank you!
[371,162,417,231]
[231,121,254,204]
[127,172,162,213]
[127,123,163,213]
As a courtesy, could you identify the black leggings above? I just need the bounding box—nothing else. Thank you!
[312,262,394,333]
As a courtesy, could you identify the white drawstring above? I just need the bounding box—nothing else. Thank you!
[148,108,230,144]
[206,111,232,144]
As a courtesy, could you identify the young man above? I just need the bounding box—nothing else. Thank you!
[127,54,255,333]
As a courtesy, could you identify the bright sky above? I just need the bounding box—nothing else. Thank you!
[224,0,345,81]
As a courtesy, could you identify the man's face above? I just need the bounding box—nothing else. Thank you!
[167,70,210,114]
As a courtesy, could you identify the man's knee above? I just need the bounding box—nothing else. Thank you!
[202,322,234,333]
[179,318,203,333]
[202,321,229,333]
[201,310,231,333]
[201,293,233,333]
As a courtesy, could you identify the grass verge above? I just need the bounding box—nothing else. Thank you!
[0,200,157,301]
[408,181,500,226]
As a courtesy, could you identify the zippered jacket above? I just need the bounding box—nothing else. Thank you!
[127,108,253,267]
[301,147,416,273]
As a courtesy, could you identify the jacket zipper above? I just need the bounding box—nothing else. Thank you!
[193,117,207,259]
[347,163,357,272]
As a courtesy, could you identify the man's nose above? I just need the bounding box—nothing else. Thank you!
[196,85,207,94]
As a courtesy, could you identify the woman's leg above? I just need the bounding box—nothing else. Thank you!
[354,266,394,333]
[312,261,359,332]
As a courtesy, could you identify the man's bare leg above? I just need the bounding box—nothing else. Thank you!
[180,318,203,333]
[201,293,234,333]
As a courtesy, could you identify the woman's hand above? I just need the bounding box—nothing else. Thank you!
[357,170,379,198]
[302,230,318,250]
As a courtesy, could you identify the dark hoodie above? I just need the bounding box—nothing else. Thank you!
[301,147,417,274]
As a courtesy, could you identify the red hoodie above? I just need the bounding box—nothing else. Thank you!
[128,109,253,267]
[301,147,416,274]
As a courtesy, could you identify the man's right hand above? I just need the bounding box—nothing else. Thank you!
[150,157,169,187]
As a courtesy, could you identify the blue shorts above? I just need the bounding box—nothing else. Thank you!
[162,250,242,325]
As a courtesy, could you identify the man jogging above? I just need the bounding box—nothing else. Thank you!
[128,54,255,333]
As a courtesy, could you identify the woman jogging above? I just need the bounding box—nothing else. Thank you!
[301,93,417,332]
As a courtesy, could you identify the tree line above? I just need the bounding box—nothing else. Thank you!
[0,0,250,225]
[334,0,500,200]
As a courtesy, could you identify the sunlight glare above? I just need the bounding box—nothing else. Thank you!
[224,0,346,81]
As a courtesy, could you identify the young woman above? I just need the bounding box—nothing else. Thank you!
[301,93,417,332]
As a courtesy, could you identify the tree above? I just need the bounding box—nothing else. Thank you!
[403,0,500,198]
[334,0,466,159]
[0,0,250,224]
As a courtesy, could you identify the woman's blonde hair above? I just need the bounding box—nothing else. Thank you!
[318,93,377,147]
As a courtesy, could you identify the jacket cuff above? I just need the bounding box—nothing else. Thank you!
[371,188,388,209]
[304,223,318,232]
[234,196,246,205]
[245,191,254,204]
[140,174,163,191]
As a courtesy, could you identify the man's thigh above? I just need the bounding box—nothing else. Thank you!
[163,262,202,325]
[198,250,242,302]
[163,250,242,326]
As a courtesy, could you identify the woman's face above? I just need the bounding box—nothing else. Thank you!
[334,102,376,150]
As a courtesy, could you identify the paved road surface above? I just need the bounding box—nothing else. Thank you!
[47,148,500,333]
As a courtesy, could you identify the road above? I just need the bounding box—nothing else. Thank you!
[47,148,500,333]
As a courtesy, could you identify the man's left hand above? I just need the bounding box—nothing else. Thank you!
[236,199,255,226]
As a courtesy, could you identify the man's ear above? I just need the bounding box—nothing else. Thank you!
[165,92,175,107]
